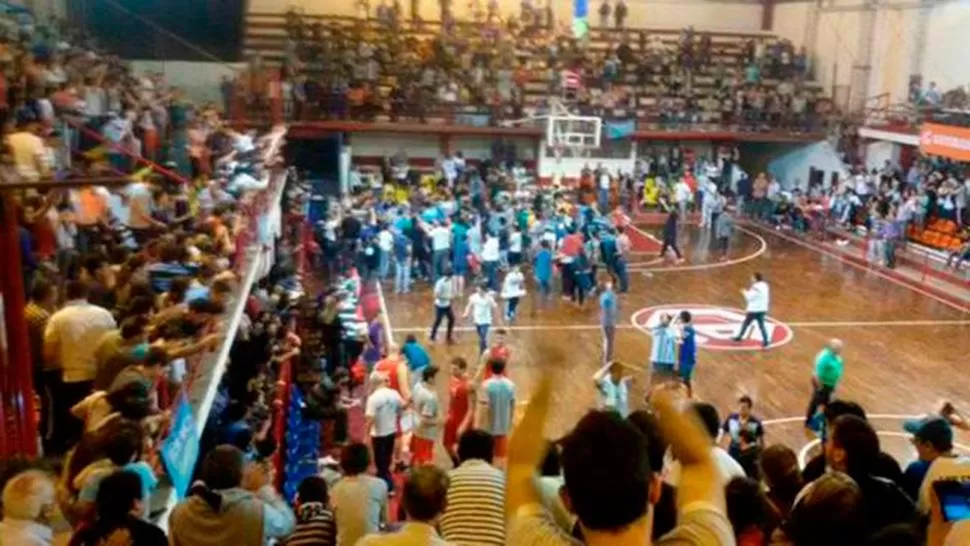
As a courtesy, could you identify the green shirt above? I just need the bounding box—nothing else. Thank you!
[814,348,844,388]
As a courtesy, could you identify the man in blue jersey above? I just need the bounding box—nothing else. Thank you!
[599,279,618,365]
[677,310,698,398]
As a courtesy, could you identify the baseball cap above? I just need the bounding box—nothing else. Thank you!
[904,416,953,450]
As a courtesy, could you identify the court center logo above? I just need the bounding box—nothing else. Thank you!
[630,304,794,351]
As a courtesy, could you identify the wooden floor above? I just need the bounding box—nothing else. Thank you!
[380,223,970,465]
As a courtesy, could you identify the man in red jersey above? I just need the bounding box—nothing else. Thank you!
[478,328,511,381]
[443,357,471,466]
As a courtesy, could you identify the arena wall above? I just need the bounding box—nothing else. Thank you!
[247,0,766,33]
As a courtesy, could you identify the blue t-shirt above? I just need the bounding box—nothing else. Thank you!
[534,249,553,281]
[599,290,618,326]
[401,341,431,373]
[679,325,697,367]
[483,376,516,436]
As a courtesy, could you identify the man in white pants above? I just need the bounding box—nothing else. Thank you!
[732,272,771,348]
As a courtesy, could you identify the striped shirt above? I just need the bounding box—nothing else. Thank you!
[440,460,506,545]
[281,503,336,546]
[650,324,678,365]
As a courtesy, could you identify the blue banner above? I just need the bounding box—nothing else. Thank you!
[606,119,636,139]
[573,0,588,38]
[161,393,200,499]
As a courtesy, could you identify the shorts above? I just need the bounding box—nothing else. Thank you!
[508,251,522,266]
[492,435,509,458]
[442,423,459,449]
[652,362,676,377]
[410,436,435,465]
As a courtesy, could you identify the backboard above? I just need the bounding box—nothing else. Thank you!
[547,115,602,150]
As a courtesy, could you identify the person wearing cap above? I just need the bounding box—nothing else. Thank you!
[911,415,970,546]
[804,338,844,428]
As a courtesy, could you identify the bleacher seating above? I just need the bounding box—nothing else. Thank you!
[909,218,968,252]
[237,11,828,129]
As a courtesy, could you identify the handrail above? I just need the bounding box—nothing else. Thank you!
[63,118,193,185]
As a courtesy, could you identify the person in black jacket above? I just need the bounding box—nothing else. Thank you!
[826,415,918,539]
[69,470,167,546]
[660,200,685,263]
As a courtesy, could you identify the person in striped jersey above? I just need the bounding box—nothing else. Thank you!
[650,313,679,386]
[439,430,506,545]
[281,477,336,546]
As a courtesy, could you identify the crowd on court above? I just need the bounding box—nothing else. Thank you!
[235,2,828,132]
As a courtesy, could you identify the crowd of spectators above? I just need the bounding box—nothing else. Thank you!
[234,3,831,132]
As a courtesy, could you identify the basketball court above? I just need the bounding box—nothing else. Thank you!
[378,219,970,465]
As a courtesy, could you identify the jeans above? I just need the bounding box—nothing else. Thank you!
[378,250,391,279]
[430,305,455,342]
[883,239,897,269]
[432,249,448,280]
[611,257,629,292]
[735,311,770,346]
[506,297,520,321]
[394,258,412,293]
[371,433,396,492]
[483,260,499,291]
[602,324,616,364]
[536,277,551,305]
[598,187,609,211]
[475,323,490,354]
[805,384,835,425]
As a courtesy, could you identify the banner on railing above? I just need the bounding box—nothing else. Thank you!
[455,113,491,127]
[605,119,636,140]
[161,392,201,499]
[919,123,970,161]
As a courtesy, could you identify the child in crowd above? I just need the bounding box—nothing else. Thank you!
[650,312,679,386]
[500,264,526,322]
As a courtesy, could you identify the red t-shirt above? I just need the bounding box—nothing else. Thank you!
[561,233,583,258]
[374,358,402,393]
[482,344,511,381]
[447,376,470,426]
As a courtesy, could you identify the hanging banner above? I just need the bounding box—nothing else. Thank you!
[919,123,970,162]
[161,392,201,499]
[606,119,636,140]
[573,0,588,38]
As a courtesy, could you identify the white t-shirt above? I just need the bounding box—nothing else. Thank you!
[919,455,970,546]
[675,181,693,203]
[126,182,154,229]
[431,225,451,251]
[482,237,500,262]
[744,281,770,313]
[365,387,404,437]
[501,270,526,299]
[598,172,611,190]
[377,229,394,252]
[509,231,523,253]
[664,446,745,486]
[468,293,496,325]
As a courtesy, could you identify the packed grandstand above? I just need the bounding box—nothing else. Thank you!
[0,2,969,546]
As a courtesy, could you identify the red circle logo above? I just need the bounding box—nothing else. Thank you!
[630,304,794,351]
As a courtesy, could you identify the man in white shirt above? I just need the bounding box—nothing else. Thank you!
[664,402,746,486]
[597,166,612,213]
[6,119,48,182]
[699,178,719,229]
[732,272,771,348]
[43,280,116,447]
[411,366,442,466]
[430,270,456,344]
[126,180,164,245]
[674,177,693,220]
[464,283,500,355]
[377,225,394,280]
[481,232,501,291]
[365,372,405,493]
[429,221,451,281]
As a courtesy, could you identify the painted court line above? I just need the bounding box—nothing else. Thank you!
[376,281,398,344]
[627,224,768,272]
[740,224,970,315]
[390,319,970,334]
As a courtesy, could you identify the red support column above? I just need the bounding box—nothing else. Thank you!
[761,0,776,31]
[0,195,37,457]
